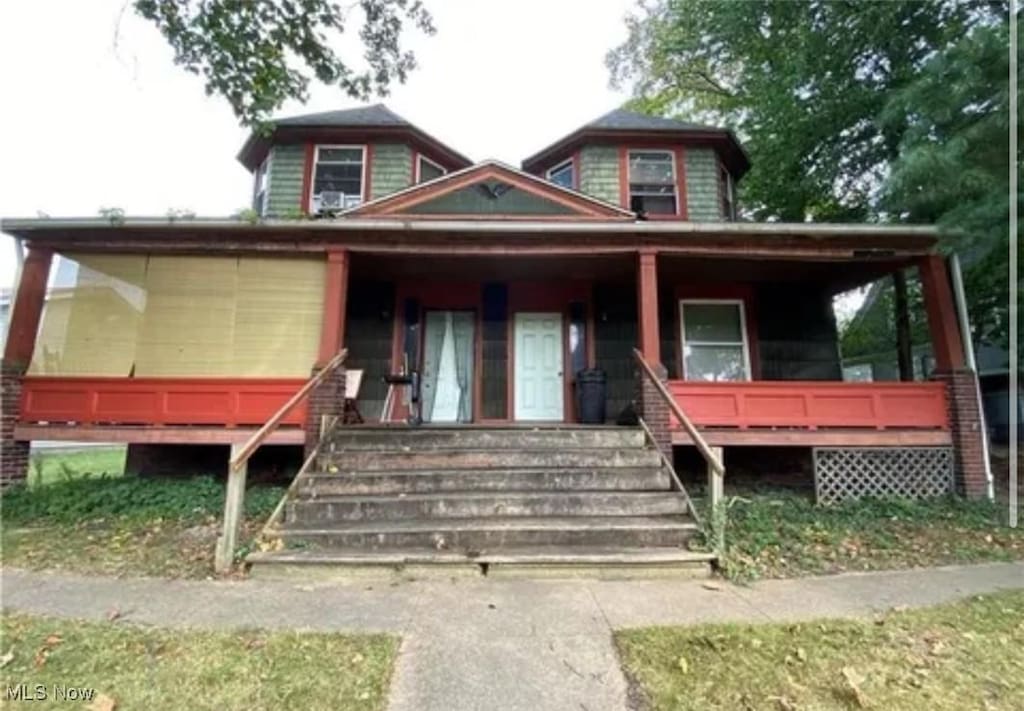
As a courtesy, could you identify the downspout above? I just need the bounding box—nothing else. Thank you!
[949,254,994,501]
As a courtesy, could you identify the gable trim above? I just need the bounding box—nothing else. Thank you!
[343,160,635,219]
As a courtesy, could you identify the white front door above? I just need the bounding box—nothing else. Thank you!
[514,312,564,421]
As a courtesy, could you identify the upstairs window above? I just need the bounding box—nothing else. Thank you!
[253,156,270,215]
[680,300,751,381]
[628,151,677,215]
[417,155,446,183]
[312,146,364,212]
[547,159,574,189]
[721,167,736,220]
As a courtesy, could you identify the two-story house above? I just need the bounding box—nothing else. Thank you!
[1,105,988,573]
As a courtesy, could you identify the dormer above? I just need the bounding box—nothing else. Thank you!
[521,108,750,221]
[237,104,471,217]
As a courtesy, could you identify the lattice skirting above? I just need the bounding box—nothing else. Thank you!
[813,447,954,505]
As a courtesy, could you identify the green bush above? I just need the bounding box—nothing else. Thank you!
[1,475,284,526]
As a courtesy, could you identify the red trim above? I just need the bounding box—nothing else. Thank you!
[363,144,374,203]
[14,423,305,445]
[19,377,308,427]
[618,147,629,209]
[3,247,53,365]
[410,148,419,184]
[350,163,632,219]
[318,250,350,365]
[667,380,950,431]
[673,429,953,448]
[571,149,581,191]
[918,255,964,371]
[301,143,315,214]
[675,148,688,220]
[674,284,760,380]
[637,250,660,364]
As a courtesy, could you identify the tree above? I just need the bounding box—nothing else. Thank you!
[134,0,435,127]
[608,0,1005,222]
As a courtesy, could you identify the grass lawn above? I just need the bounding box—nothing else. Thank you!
[2,474,285,578]
[718,492,1024,582]
[27,446,127,487]
[0,612,397,710]
[616,590,1024,711]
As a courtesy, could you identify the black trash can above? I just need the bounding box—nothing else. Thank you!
[575,368,607,424]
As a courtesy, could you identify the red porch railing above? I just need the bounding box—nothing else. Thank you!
[666,380,950,430]
[19,376,308,427]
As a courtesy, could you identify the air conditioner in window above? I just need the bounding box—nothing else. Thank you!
[315,191,362,214]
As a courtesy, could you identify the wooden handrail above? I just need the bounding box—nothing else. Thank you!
[633,348,723,475]
[637,415,702,527]
[229,348,347,472]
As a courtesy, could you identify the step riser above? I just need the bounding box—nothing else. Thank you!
[280,527,694,549]
[322,449,661,471]
[298,469,671,496]
[325,429,645,451]
[287,495,688,523]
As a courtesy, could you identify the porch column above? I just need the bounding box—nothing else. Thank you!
[636,249,671,455]
[306,249,350,454]
[918,254,986,498]
[2,246,53,485]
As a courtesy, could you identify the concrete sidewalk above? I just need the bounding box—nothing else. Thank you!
[3,562,1022,711]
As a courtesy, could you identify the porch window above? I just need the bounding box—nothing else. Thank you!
[679,300,750,381]
[311,145,364,212]
[253,156,270,215]
[547,159,574,189]
[629,151,677,215]
[417,155,446,183]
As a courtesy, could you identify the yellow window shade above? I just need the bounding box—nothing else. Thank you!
[29,254,147,375]
[134,256,239,376]
[233,257,325,376]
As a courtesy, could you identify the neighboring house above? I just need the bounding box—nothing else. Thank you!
[0,105,990,570]
[843,280,1021,444]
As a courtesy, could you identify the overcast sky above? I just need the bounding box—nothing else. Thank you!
[0,0,637,288]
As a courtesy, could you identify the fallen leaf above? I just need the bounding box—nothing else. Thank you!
[768,696,796,711]
[88,693,117,711]
[677,656,689,674]
[841,667,870,708]
[106,608,122,622]
[701,582,723,591]
[795,647,807,662]
[44,634,62,648]
[0,650,13,668]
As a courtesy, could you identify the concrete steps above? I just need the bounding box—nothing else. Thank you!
[250,425,707,577]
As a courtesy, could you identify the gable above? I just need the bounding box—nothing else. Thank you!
[345,161,633,220]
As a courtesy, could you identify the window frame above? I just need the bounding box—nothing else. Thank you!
[546,159,575,189]
[309,144,367,213]
[415,154,447,184]
[253,154,271,216]
[627,149,679,216]
[720,166,736,220]
[678,298,752,381]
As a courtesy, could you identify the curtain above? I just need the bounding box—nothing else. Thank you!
[420,311,446,421]
[451,311,475,423]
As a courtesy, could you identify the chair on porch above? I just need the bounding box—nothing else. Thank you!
[343,369,364,424]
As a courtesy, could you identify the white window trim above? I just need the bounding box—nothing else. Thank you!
[721,168,736,220]
[254,154,272,216]
[546,159,574,187]
[310,144,367,212]
[678,298,752,381]
[628,150,679,215]
[415,154,447,183]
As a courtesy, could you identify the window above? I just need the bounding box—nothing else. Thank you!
[680,300,750,381]
[417,155,446,183]
[547,159,574,189]
[311,146,364,212]
[253,156,270,215]
[629,151,677,215]
[721,167,736,220]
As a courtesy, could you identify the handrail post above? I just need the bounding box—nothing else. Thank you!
[215,442,248,573]
[707,445,725,555]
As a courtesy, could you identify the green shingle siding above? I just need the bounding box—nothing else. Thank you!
[370,143,413,200]
[578,146,621,206]
[264,144,306,216]
[685,148,721,221]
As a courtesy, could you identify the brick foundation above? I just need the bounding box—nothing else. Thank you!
[637,362,671,458]
[1,360,29,486]
[934,368,988,498]
[305,366,346,456]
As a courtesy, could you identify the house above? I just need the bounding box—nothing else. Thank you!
[0,105,989,570]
